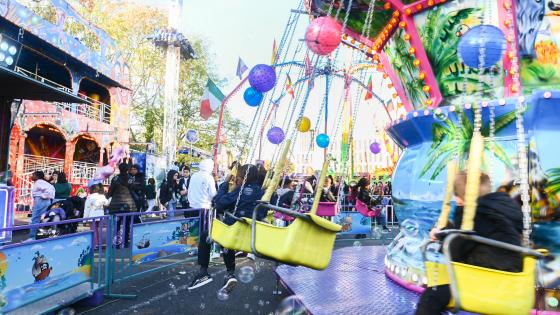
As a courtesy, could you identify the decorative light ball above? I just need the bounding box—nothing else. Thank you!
[370,142,381,154]
[316,133,330,148]
[458,25,506,69]
[297,117,311,132]
[267,127,285,144]
[243,87,263,107]
[305,16,342,56]
[248,64,277,93]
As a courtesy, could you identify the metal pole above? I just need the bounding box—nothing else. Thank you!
[162,0,183,168]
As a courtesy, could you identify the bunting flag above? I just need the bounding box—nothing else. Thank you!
[271,39,278,65]
[386,101,394,112]
[236,57,248,79]
[286,74,295,98]
[200,79,225,120]
[304,53,315,89]
[343,72,352,89]
[365,75,373,100]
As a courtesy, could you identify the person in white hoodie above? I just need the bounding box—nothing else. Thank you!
[187,159,217,209]
[29,171,55,239]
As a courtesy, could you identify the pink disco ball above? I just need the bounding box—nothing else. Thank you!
[305,16,342,56]
[370,142,381,154]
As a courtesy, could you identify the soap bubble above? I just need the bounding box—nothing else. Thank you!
[275,296,306,315]
[217,289,229,301]
[239,266,255,283]
[353,241,362,251]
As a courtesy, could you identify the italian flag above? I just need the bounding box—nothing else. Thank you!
[200,79,225,120]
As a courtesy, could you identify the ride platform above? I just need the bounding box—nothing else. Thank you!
[276,246,475,315]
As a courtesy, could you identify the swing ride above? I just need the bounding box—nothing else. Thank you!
[207,0,560,313]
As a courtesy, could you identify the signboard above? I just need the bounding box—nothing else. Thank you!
[0,186,13,243]
[130,152,147,173]
[333,212,371,235]
[185,130,199,144]
[0,232,93,313]
[131,218,199,265]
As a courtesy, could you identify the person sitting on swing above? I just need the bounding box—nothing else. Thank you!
[415,172,523,315]
[188,164,264,293]
[354,178,389,233]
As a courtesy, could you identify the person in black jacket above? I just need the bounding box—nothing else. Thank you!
[159,170,181,218]
[416,172,523,315]
[107,163,137,247]
[128,164,146,212]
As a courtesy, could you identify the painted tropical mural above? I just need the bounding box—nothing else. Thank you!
[419,109,516,180]
[517,0,560,93]
[414,1,504,108]
[384,28,429,108]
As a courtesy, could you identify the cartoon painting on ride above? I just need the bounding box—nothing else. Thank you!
[0,232,93,313]
[334,212,371,235]
[131,218,199,265]
[517,0,560,94]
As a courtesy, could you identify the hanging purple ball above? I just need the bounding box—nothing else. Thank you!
[316,133,330,148]
[267,127,285,144]
[249,64,277,93]
[370,142,381,154]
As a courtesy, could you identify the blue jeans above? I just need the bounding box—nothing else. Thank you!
[30,197,51,238]
[167,201,177,219]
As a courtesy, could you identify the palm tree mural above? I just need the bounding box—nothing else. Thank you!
[545,168,560,197]
[385,29,428,106]
[420,6,497,105]
[419,109,516,180]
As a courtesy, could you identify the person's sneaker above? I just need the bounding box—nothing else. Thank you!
[247,253,256,261]
[235,251,247,257]
[382,226,390,234]
[221,274,238,293]
[188,273,213,290]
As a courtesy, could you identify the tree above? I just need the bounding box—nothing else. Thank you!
[72,0,247,164]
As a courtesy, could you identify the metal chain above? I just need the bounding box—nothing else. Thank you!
[515,97,531,246]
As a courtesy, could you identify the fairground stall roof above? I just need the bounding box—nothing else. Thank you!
[0,0,129,90]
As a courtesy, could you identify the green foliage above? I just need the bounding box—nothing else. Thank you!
[73,0,247,161]
[520,58,560,94]
[329,0,391,39]
[545,168,560,197]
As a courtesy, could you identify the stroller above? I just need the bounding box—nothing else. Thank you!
[36,197,85,239]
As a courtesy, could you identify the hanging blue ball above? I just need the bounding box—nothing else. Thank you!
[249,64,277,93]
[316,133,330,148]
[243,87,263,107]
[267,127,285,144]
[458,25,506,69]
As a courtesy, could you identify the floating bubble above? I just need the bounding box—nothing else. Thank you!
[371,226,382,239]
[400,219,420,238]
[275,296,306,315]
[353,241,362,251]
[258,300,265,307]
[244,303,250,309]
[253,285,259,291]
[547,297,559,308]
[239,265,255,283]
[217,289,230,301]
[200,303,206,310]
[57,308,76,315]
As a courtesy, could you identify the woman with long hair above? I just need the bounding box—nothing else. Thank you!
[354,177,389,233]
[54,171,72,200]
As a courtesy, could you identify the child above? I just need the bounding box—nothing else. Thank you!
[354,178,389,233]
[416,172,523,315]
[189,164,264,293]
[145,178,157,215]
[84,184,108,246]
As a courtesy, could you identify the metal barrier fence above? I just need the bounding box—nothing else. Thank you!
[295,193,398,226]
[0,200,396,313]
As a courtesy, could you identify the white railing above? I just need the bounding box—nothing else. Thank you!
[54,100,111,124]
[15,155,65,209]
[15,66,73,94]
[71,161,98,182]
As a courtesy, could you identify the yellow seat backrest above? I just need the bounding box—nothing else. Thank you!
[451,256,537,315]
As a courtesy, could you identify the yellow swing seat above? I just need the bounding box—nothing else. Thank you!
[442,233,545,315]
[211,204,341,270]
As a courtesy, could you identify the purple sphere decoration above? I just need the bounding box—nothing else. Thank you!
[458,25,506,69]
[267,127,285,144]
[249,64,277,93]
[370,142,381,154]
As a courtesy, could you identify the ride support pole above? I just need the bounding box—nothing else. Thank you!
[213,77,249,174]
